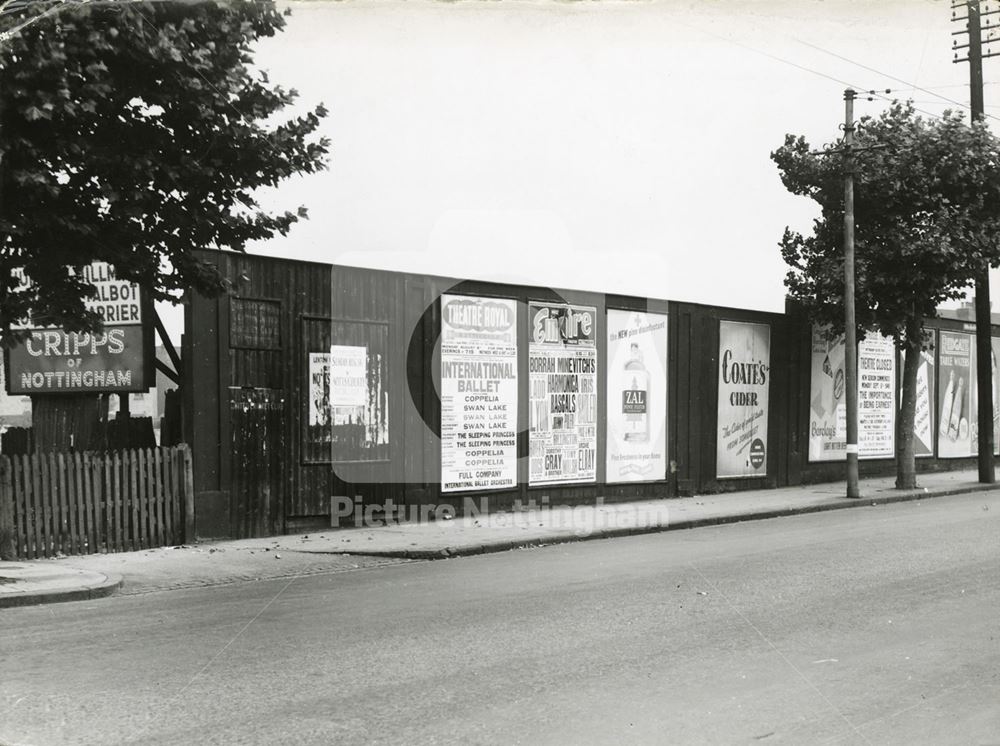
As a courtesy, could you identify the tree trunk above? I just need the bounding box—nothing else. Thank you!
[896,326,922,489]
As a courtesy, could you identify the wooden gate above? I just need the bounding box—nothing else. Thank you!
[229,388,285,538]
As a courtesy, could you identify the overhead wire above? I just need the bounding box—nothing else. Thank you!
[675,14,978,125]
[796,38,1000,125]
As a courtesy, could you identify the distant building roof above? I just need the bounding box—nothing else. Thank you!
[937,301,1000,326]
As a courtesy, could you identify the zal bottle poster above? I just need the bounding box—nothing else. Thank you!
[606,310,668,483]
[528,302,597,485]
[440,295,518,493]
[716,320,770,478]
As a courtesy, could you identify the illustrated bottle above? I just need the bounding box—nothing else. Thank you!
[622,342,649,442]
[948,375,965,442]
[940,371,955,438]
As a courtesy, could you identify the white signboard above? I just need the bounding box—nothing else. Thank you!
[606,310,667,483]
[528,302,597,485]
[857,334,896,458]
[330,345,367,426]
[12,261,143,328]
[440,295,518,493]
[716,321,770,478]
[308,352,331,427]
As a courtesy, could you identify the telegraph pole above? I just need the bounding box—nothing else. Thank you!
[953,0,999,483]
[843,89,861,498]
[817,88,886,497]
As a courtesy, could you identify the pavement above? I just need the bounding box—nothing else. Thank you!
[2,467,998,608]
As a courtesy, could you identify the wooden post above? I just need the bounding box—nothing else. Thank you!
[0,456,15,560]
[843,89,861,499]
[182,444,195,542]
[27,454,40,559]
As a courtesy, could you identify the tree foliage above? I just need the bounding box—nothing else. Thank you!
[772,101,1000,487]
[773,102,1000,347]
[0,0,329,342]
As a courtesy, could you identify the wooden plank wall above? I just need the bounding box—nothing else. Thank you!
[785,302,1000,484]
[184,251,1000,538]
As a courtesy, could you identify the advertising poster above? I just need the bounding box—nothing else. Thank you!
[330,345,368,427]
[311,324,389,464]
[528,302,597,485]
[606,310,668,483]
[440,295,518,493]
[809,326,896,461]
[308,352,331,428]
[857,334,896,457]
[993,338,1000,457]
[6,262,149,394]
[808,326,847,461]
[716,321,770,478]
[902,344,936,458]
[938,331,975,458]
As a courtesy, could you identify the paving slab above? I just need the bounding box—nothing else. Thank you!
[2,468,997,606]
[0,563,121,608]
[269,469,1000,559]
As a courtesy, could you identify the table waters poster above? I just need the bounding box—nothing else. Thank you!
[938,331,975,458]
[716,321,770,478]
[440,295,518,492]
[529,302,597,485]
[606,310,667,483]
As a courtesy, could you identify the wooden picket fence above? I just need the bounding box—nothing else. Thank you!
[0,445,193,560]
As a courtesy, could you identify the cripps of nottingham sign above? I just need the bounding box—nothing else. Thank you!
[5,262,152,395]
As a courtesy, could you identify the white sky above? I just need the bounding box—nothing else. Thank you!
[162,0,1000,334]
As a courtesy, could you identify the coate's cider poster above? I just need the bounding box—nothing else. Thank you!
[606,310,667,482]
[440,295,518,492]
[529,302,597,485]
[716,321,770,478]
[808,327,896,461]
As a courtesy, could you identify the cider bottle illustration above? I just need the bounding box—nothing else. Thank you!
[622,342,649,442]
[948,375,965,442]
[940,371,955,438]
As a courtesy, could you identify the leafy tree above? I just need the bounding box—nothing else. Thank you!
[0,0,329,342]
[772,102,1000,488]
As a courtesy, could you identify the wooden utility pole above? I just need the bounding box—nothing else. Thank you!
[843,89,861,498]
[813,89,886,497]
[954,0,1000,483]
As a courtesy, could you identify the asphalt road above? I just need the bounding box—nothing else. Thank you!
[2,491,998,746]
